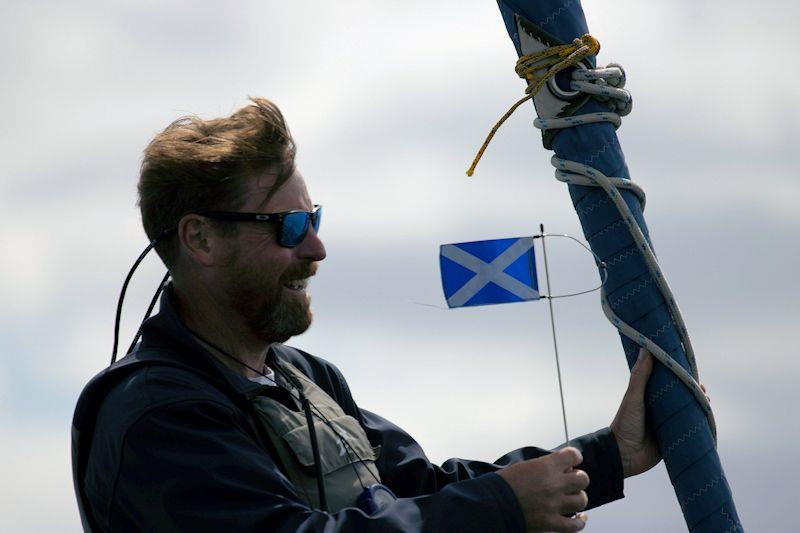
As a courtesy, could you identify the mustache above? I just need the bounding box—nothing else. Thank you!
[280,261,318,282]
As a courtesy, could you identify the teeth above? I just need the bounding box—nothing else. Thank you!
[284,278,309,290]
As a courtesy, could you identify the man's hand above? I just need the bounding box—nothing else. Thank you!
[610,348,660,478]
[497,447,589,532]
[611,348,711,478]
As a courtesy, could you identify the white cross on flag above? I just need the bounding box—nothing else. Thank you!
[439,236,539,308]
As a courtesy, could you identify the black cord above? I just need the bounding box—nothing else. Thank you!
[301,393,328,511]
[111,228,175,365]
[269,358,371,489]
[111,241,156,364]
[125,271,171,356]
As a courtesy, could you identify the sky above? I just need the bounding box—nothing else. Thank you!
[1,0,798,530]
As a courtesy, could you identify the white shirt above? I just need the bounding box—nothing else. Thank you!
[248,366,276,386]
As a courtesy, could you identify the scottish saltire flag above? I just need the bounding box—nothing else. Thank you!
[440,237,539,308]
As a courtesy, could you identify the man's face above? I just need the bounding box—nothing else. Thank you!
[216,167,326,344]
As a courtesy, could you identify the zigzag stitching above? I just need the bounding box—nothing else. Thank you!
[721,508,741,532]
[664,422,703,458]
[589,218,626,240]
[538,0,577,26]
[584,141,610,166]
[648,319,674,340]
[647,377,677,405]
[605,247,638,267]
[578,194,611,216]
[680,476,721,507]
[610,276,652,309]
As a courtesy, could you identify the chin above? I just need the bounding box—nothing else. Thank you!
[258,302,313,344]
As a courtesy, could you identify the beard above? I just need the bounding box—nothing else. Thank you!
[223,253,316,344]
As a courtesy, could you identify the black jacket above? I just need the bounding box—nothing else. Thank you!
[72,288,624,531]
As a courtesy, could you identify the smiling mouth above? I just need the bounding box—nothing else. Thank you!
[283,278,309,291]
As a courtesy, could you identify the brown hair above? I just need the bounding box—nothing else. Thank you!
[138,97,296,268]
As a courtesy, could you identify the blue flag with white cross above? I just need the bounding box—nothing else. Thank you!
[440,236,539,308]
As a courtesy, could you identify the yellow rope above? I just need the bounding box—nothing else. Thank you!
[466,34,600,177]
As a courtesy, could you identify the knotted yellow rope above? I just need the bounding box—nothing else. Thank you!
[466,34,600,177]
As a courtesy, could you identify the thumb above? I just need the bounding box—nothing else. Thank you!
[629,348,654,392]
[555,447,583,468]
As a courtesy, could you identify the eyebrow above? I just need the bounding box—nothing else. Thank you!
[255,195,314,213]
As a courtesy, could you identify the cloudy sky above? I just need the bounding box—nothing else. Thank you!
[2,0,798,530]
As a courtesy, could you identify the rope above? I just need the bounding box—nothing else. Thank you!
[553,156,715,438]
[466,34,600,177]
[470,41,716,439]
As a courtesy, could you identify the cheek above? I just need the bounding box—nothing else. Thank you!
[235,245,292,285]
[233,227,297,263]
[244,226,280,247]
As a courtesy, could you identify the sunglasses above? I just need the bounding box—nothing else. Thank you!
[198,205,322,248]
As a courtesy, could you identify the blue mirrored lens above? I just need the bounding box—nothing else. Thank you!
[312,206,322,234]
[281,212,310,247]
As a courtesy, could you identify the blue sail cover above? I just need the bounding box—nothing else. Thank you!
[493,1,742,530]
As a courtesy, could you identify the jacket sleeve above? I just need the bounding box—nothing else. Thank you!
[310,352,623,512]
[99,399,526,533]
[360,408,624,510]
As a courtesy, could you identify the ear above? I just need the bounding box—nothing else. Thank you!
[178,214,219,268]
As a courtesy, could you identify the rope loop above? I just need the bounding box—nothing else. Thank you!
[466,34,600,177]
[514,34,600,96]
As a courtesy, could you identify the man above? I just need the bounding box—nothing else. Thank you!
[72,98,662,532]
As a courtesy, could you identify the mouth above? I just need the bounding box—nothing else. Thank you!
[283,277,310,292]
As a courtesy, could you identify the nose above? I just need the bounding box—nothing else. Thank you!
[297,225,326,262]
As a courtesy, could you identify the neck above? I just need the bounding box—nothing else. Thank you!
[173,280,269,379]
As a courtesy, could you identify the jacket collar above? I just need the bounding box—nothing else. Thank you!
[132,283,274,398]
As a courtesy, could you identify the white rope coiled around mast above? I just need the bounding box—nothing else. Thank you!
[537,62,716,439]
[466,36,715,439]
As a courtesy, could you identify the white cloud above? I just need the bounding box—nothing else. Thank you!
[0,423,80,532]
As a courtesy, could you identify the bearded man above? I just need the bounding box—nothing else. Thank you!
[72,98,662,533]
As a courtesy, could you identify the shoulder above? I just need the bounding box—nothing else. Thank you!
[102,364,234,421]
[87,363,241,470]
[80,364,247,528]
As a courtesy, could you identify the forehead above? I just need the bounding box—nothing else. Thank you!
[239,166,313,212]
